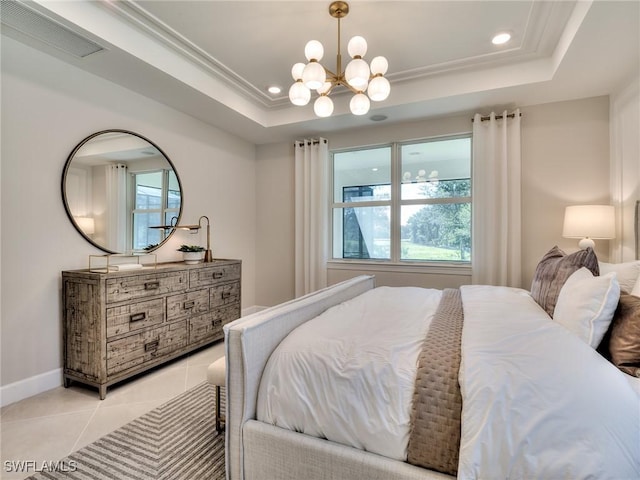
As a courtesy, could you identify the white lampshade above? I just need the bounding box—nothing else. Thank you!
[304,40,324,61]
[345,58,370,89]
[367,76,390,101]
[562,205,615,249]
[302,61,326,90]
[289,81,311,106]
[347,36,368,58]
[350,93,370,115]
[370,56,388,75]
[314,95,334,117]
[76,216,95,235]
[291,62,306,81]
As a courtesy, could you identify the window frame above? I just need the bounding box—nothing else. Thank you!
[130,169,180,251]
[329,133,472,270]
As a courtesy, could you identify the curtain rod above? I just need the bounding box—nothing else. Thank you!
[472,112,522,122]
[294,138,328,147]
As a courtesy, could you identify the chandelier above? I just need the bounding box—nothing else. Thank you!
[288,1,390,117]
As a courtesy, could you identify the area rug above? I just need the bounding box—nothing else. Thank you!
[26,382,225,480]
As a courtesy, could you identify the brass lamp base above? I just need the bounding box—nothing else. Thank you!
[204,249,213,263]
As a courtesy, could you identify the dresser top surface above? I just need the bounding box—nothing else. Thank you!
[62,259,241,278]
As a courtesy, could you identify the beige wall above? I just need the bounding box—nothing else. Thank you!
[1,37,257,397]
[256,96,613,306]
[255,142,296,306]
[520,96,611,285]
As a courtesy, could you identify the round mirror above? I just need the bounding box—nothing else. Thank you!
[61,130,183,253]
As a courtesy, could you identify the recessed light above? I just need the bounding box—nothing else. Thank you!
[492,32,511,45]
[268,86,282,94]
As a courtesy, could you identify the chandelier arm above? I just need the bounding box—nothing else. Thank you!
[336,16,342,77]
[324,68,338,79]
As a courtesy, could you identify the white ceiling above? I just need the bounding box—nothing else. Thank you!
[3,0,638,144]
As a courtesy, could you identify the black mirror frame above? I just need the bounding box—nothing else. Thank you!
[61,129,183,254]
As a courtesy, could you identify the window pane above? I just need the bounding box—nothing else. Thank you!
[401,203,471,261]
[334,206,390,259]
[401,138,471,200]
[334,146,391,202]
[133,212,161,250]
[167,170,181,209]
[135,172,163,209]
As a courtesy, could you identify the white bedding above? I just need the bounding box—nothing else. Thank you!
[257,284,640,478]
[256,286,442,460]
[458,285,640,479]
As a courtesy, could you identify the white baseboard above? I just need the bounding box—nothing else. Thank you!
[2,306,267,407]
[1,368,62,407]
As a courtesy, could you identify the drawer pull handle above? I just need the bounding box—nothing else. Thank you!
[145,282,160,290]
[130,312,146,322]
[212,272,224,279]
[184,300,195,309]
[221,292,231,300]
[144,339,159,352]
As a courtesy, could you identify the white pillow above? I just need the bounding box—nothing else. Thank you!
[553,267,620,348]
[599,260,640,293]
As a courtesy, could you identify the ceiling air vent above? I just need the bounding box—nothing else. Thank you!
[0,0,104,58]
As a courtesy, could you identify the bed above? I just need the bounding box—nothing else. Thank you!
[223,248,640,480]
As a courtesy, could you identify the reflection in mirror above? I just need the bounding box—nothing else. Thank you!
[62,130,183,253]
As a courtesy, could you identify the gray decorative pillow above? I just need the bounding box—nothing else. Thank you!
[530,246,599,317]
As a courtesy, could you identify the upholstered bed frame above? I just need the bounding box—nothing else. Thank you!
[223,275,452,480]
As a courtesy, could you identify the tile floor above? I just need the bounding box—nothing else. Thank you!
[0,342,224,480]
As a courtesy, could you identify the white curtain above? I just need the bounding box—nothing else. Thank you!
[472,110,522,287]
[106,163,128,252]
[295,138,329,296]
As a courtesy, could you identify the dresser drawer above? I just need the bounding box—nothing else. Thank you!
[189,263,241,289]
[210,282,241,308]
[106,271,188,304]
[189,303,239,344]
[106,298,164,338]
[167,289,209,320]
[106,322,187,376]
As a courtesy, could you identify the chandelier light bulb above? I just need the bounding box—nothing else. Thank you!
[345,58,370,89]
[350,93,370,115]
[370,56,388,75]
[347,35,368,58]
[302,61,326,90]
[289,81,311,106]
[368,76,390,101]
[314,95,334,117]
[304,40,324,61]
[317,81,332,95]
[291,62,306,81]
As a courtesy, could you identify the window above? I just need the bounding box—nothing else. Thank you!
[331,135,471,264]
[131,169,181,250]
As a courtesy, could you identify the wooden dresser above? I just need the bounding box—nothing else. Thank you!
[62,259,241,398]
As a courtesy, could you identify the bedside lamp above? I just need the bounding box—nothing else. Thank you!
[562,205,615,249]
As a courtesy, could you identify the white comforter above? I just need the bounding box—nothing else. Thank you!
[458,285,640,479]
[257,286,442,460]
[257,285,640,478]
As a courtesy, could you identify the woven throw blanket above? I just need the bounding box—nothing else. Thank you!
[407,288,464,476]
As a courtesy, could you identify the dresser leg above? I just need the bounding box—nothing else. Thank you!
[63,377,72,388]
[99,385,107,400]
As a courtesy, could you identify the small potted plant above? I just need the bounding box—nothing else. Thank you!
[177,244,205,264]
